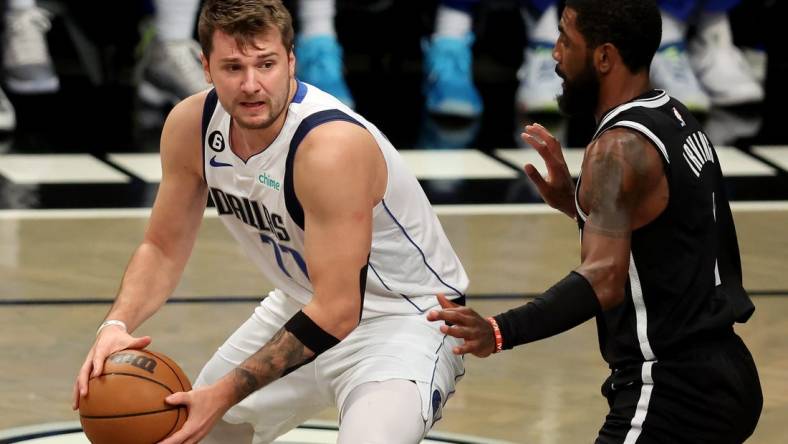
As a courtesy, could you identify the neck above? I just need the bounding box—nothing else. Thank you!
[594,71,652,122]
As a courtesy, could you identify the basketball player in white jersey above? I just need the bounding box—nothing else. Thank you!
[72,1,468,442]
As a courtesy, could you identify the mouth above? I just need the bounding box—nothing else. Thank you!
[240,101,265,110]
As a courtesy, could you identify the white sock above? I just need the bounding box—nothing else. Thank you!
[433,5,472,39]
[8,0,36,10]
[696,12,733,47]
[660,9,687,46]
[298,0,336,37]
[153,0,201,42]
[524,4,559,45]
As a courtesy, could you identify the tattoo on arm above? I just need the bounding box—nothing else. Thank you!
[582,131,650,237]
[230,328,312,403]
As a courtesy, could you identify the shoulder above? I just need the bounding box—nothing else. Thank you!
[162,90,211,140]
[295,119,378,174]
[580,127,665,209]
[292,117,386,205]
[159,90,211,175]
[588,128,661,177]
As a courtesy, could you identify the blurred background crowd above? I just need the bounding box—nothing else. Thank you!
[0,0,784,153]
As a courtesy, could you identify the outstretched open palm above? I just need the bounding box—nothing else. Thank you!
[521,123,576,218]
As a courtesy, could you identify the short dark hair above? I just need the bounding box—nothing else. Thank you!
[564,0,661,73]
[198,0,294,57]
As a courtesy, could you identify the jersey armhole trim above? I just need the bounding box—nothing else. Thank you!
[201,89,219,183]
[284,109,365,230]
[608,120,670,164]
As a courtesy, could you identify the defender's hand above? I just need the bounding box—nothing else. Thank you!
[522,123,577,218]
[427,294,496,358]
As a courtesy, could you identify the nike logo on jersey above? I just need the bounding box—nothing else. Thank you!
[610,381,635,391]
[210,156,233,168]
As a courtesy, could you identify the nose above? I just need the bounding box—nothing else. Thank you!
[240,67,260,94]
[552,44,560,63]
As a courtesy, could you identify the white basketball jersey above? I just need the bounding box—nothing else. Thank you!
[202,81,468,318]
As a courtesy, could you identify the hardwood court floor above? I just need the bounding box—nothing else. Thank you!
[0,208,786,443]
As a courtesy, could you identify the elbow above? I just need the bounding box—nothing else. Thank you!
[577,260,629,311]
[595,284,626,311]
[303,289,362,341]
[335,295,363,339]
[333,313,360,340]
[309,303,361,342]
[595,267,629,310]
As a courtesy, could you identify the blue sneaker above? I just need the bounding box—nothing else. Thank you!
[295,35,354,108]
[422,34,483,118]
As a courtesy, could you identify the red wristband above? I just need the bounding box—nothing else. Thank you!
[487,317,503,354]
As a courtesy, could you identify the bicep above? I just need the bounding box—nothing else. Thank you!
[302,186,372,286]
[295,125,381,332]
[577,131,652,308]
[298,139,376,291]
[143,99,208,257]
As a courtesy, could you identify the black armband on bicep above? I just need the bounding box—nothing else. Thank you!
[284,310,340,356]
[494,271,601,350]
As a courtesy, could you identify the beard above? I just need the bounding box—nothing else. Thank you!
[234,79,291,130]
[556,58,600,117]
[234,103,283,130]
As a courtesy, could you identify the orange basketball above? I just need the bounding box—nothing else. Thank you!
[78,349,191,444]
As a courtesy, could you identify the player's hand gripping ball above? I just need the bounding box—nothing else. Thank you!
[78,349,191,444]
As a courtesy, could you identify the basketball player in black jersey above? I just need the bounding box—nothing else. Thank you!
[428,0,762,442]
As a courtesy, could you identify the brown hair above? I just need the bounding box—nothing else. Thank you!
[198,0,294,57]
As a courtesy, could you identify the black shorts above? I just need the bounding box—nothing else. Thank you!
[595,331,762,444]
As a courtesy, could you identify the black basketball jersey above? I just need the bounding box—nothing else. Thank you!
[575,89,755,368]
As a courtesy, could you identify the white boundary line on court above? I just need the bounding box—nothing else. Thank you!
[1,201,788,220]
[0,420,516,444]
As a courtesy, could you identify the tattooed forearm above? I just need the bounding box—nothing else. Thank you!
[230,328,313,403]
[233,368,259,401]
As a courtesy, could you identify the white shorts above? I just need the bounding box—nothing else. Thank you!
[194,289,465,443]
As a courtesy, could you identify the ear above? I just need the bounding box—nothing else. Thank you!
[289,45,296,78]
[200,52,213,84]
[595,43,617,75]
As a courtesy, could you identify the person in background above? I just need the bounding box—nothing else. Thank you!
[651,0,763,112]
[1,0,59,131]
[137,0,211,106]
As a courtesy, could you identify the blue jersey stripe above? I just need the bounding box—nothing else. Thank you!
[284,109,364,229]
[369,262,426,313]
[292,79,308,103]
[381,199,466,298]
